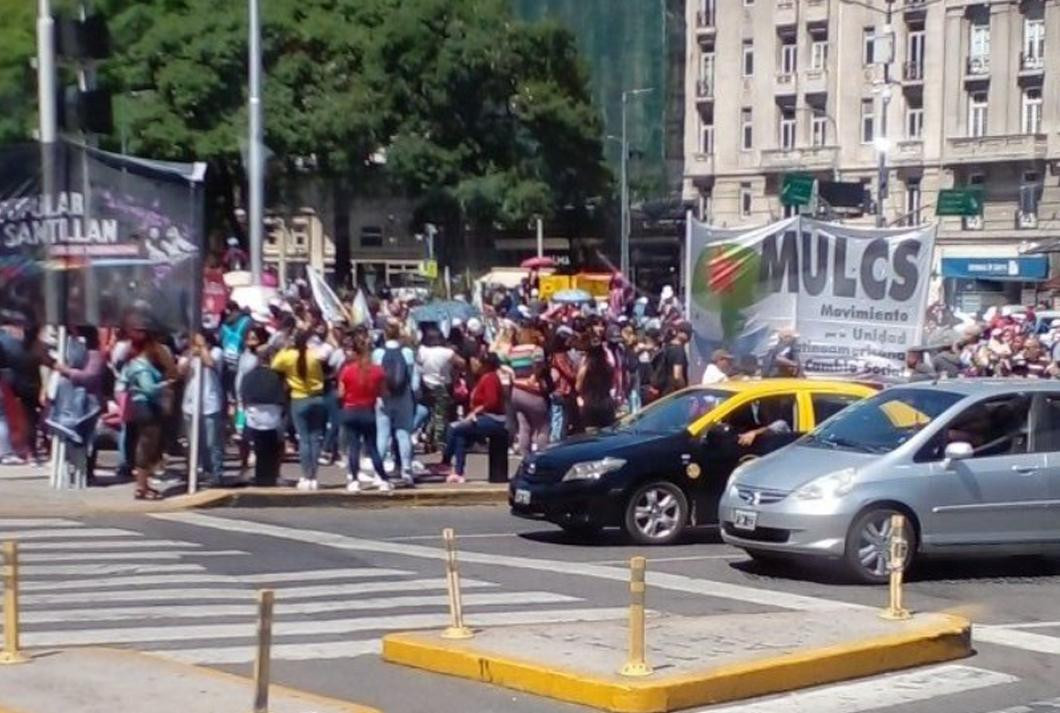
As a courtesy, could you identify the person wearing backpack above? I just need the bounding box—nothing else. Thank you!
[371,321,418,489]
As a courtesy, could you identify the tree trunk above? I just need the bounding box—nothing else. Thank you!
[332,176,352,288]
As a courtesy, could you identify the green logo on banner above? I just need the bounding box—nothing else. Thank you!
[692,243,761,340]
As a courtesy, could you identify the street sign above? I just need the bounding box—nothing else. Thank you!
[419,259,438,279]
[781,173,815,207]
[936,188,984,217]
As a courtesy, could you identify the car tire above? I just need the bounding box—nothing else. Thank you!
[623,481,689,545]
[843,507,916,584]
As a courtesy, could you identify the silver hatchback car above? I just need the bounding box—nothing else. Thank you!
[719,380,1060,583]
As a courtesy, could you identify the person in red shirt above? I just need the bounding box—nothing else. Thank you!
[337,333,387,490]
[434,352,507,484]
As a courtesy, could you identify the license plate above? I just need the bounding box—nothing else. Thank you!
[514,489,532,505]
[733,509,758,531]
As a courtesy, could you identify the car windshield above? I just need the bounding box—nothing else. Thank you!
[620,389,731,433]
[802,387,963,454]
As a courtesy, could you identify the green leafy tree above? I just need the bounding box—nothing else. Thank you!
[0,1,38,145]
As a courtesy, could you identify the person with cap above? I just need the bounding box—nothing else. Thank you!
[701,348,734,385]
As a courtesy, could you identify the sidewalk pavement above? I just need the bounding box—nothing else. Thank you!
[0,647,377,713]
[0,450,514,517]
[383,610,973,713]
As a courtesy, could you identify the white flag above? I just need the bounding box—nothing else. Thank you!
[351,288,371,327]
[306,267,349,324]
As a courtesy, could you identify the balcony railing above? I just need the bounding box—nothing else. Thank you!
[760,145,838,171]
[966,55,990,76]
[1020,52,1044,72]
[945,133,1048,164]
[903,61,923,82]
[695,79,714,100]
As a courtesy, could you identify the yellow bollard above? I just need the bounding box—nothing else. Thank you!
[619,556,653,677]
[880,514,912,621]
[252,589,274,713]
[0,541,27,665]
[441,528,473,640]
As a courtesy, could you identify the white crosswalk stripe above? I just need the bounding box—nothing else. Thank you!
[0,518,620,666]
[696,664,1019,713]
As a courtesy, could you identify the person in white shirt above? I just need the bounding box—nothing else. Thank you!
[701,348,734,385]
[417,328,464,452]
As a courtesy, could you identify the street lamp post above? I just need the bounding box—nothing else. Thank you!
[620,88,653,278]
[248,0,264,284]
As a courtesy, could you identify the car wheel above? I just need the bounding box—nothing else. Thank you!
[843,507,916,584]
[623,481,689,545]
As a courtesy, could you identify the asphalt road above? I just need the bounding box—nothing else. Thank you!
[8,505,1060,713]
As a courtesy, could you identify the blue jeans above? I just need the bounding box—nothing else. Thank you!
[442,414,507,476]
[291,396,327,480]
[321,388,342,461]
[549,395,568,443]
[0,402,12,458]
[628,388,642,415]
[185,413,224,482]
[376,405,412,476]
[343,407,385,479]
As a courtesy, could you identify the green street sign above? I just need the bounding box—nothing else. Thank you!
[936,188,984,217]
[781,173,815,207]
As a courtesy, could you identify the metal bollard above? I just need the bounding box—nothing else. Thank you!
[619,556,653,677]
[441,528,473,640]
[252,589,274,713]
[0,541,27,664]
[880,514,912,621]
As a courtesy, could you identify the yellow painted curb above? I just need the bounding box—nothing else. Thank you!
[382,615,972,713]
[183,486,509,510]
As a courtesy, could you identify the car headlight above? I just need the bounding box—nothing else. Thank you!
[725,461,755,497]
[562,457,626,482]
[794,468,857,500]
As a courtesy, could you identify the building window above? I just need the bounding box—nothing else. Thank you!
[742,40,754,77]
[360,226,383,248]
[1022,87,1042,134]
[740,183,753,218]
[698,188,713,222]
[1020,171,1040,226]
[968,90,988,137]
[699,52,715,97]
[905,177,922,225]
[779,38,797,75]
[700,120,715,155]
[969,21,990,72]
[1023,18,1045,69]
[860,98,875,144]
[862,27,875,65]
[906,97,923,139]
[811,106,828,146]
[810,40,828,70]
[779,106,796,150]
[906,29,925,80]
[741,107,753,150]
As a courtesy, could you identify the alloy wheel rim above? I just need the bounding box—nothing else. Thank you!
[633,487,680,539]
[857,514,896,577]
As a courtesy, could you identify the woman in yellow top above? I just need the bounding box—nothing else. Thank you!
[271,330,326,490]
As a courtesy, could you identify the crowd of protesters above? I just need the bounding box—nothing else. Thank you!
[6,259,1060,499]
[0,267,706,497]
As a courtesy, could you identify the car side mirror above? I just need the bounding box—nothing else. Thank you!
[943,441,973,469]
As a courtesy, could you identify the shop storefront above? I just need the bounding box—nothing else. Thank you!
[940,256,1049,312]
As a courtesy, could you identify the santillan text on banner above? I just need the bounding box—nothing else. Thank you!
[687,216,937,379]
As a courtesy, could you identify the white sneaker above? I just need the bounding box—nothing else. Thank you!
[317,456,332,466]
[307,479,319,491]
[359,457,373,472]
[295,478,311,491]
[382,458,395,475]
[410,460,428,476]
[357,471,377,485]
[346,480,362,493]
[336,457,348,470]
[374,477,393,492]
[399,473,416,489]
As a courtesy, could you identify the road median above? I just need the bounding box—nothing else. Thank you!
[382,610,972,713]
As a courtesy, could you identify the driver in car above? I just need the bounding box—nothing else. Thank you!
[735,399,792,447]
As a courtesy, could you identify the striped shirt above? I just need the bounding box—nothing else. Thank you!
[506,344,545,380]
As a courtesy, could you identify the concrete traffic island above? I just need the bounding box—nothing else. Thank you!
[381,610,973,713]
[0,647,379,713]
